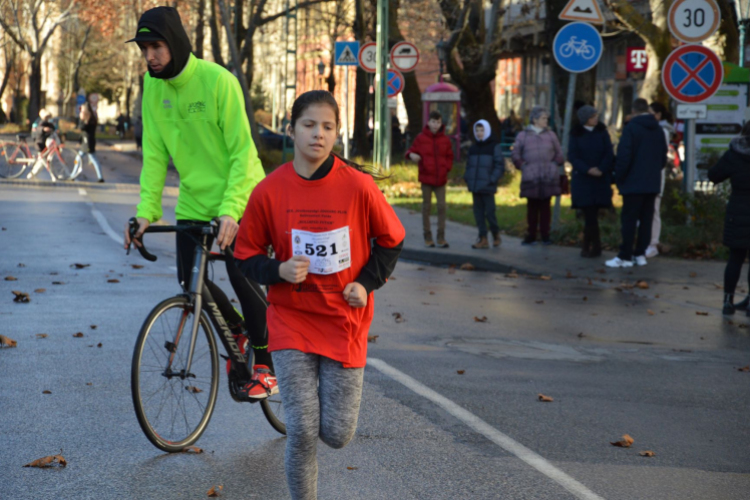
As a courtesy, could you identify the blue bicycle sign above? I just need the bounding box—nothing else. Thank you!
[553,22,603,73]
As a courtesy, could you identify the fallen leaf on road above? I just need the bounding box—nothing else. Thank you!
[42,390,51,394]
[52,281,64,285]
[647,310,655,316]
[72,263,90,269]
[24,452,67,468]
[186,386,202,393]
[347,466,358,470]
[738,366,750,372]
[12,291,30,303]
[417,267,425,271]
[367,335,379,343]
[429,291,435,295]
[97,343,102,348]
[538,394,553,402]
[696,311,709,316]
[577,332,586,338]
[582,296,588,301]
[636,281,649,289]
[683,286,690,290]
[36,334,48,339]
[456,370,465,375]
[230,298,238,303]
[131,264,144,269]
[460,263,475,271]
[207,485,223,497]
[474,316,488,322]
[0,335,17,348]
[182,446,204,454]
[90,325,97,330]
[72,332,84,338]
[107,279,120,283]
[587,278,593,285]
[18,263,26,267]
[539,275,552,280]
[566,271,575,279]
[34,288,45,293]
[610,434,634,448]
[5,276,17,281]
[505,270,518,279]
[392,312,405,323]
[689,272,697,278]
[640,450,655,457]
[595,269,606,274]
[535,300,544,304]
[86,382,92,386]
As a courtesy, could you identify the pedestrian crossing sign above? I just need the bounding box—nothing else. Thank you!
[335,41,360,66]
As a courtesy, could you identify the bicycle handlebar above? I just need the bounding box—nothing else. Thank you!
[126,218,221,262]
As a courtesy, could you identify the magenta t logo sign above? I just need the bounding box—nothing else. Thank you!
[627,48,648,72]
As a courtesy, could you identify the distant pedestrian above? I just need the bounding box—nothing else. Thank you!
[79,93,104,182]
[116,113,127,139]
[464,119,504,249]
[708,122,750,316]
[568,106,614,258]
[406,110,454,248]
[606,98,667,268]
[133,115,143,151]
[511,105,564,245]
[645,101,675,258]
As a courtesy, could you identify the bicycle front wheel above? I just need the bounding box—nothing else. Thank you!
[0,144,27,178]
[49,147,75,180]
[131,296,220,452]
[261,393,286,435]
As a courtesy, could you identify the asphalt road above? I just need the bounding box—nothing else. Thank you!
[1,165,749,499]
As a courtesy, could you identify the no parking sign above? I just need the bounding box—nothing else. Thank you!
[662,44,723,103]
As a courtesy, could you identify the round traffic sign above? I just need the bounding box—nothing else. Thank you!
[390,41,420,73]
[668,0,721,44]
[386,69,405,98]
[662,44,723,103]
[358,42,377,73]
[552,22,603,73]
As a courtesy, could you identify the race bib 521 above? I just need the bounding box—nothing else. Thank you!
[292,226,351,275]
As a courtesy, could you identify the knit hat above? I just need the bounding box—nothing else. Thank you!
[529,106,549,124]
[577,105,598,125]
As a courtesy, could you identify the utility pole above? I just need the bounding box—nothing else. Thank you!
[373,0,389,169]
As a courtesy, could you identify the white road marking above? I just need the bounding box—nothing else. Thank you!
[91,208,123,246]
[78,188,87,196]
[367,358,605,500]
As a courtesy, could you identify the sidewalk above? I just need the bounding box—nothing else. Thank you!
[393,206,726,285]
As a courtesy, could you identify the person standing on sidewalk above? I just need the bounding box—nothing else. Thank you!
[122,7,274,399]
[406,110,454,248]
[464,119,504,249]
[606,98,667,268]
[708,122,750,316]
[79,93,105,182]
[568,106,614,258]
[234,91,405,500]
[511,105,564,246]
[644,102,675,258]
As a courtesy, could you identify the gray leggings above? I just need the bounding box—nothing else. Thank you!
[272,349,364,500]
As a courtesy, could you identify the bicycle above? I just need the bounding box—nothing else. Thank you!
[0,133,75,181]
[127,218,286,452]
[68,135,103,181]
[559,36,596,60]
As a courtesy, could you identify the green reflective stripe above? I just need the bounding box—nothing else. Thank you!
[232,306,244,320]
[251,345,269,350]
[138,27,151,33]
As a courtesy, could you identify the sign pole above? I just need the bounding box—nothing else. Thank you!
[686,117,696,195]
[553,73,576,231]
[373,0,389,169]
[344,66,350,158]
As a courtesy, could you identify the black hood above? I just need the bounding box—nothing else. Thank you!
[132,7,192,80]
[628,113,660,130]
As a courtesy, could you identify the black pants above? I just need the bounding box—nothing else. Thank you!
[526,197,551,241]
[176,220,271,367]
[582,207,600,248]
[618,194,656,260]
[725,248,750,295]
[472,193,499,237]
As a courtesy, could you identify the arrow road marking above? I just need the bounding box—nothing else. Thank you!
[368,358,606,500]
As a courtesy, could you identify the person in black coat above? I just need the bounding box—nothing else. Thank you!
[708,122,750,316]
[606,98,667,268]
[464,119,505,249]
[568,106,614,257]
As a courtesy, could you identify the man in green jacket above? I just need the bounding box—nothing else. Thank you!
[123,7,276,400]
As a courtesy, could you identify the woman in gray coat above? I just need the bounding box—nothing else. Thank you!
[464,119,505,249]
[511,106,565,245]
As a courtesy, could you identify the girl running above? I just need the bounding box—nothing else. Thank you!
[234,90,405,499]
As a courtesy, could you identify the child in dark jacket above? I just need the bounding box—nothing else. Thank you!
[464,119,504,249]
[406,111,454,248]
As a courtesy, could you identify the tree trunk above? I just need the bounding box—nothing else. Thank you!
[210,0,226,66]
[353,0,370,156]
[389,0,422,139]
[28,56,42,123]
[711,0,739,64]
[195,0,206,59]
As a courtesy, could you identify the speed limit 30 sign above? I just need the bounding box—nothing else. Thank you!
[668,0,721,44]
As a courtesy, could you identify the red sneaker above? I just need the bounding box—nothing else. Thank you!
[226,334,249,375]
[236,365,278,400]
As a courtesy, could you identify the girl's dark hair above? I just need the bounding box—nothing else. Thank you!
[290,90,389,180]
[649,102,673,124]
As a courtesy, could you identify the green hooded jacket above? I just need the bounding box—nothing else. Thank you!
[137,53,264,223]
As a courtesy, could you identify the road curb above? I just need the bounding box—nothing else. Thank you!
[0,177,178,196]
[399,247,532,275]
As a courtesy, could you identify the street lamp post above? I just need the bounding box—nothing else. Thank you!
[436,39,446,82]
[736,0,750,67]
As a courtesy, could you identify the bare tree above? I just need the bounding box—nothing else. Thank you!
[0,0,76,121]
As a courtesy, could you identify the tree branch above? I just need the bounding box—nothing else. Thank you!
[258,0,335,26]
[604,0,663,43]
[480,0,503,71]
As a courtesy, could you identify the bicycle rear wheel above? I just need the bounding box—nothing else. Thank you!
[261,394,286,435]
[131,296,220,452]
[0,143,27,178]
